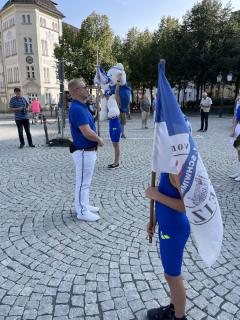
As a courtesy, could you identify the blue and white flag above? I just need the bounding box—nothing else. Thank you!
[94,66,110,85]
[152,61,223,267]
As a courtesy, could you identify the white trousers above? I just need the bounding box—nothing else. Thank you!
[72,150,97,216]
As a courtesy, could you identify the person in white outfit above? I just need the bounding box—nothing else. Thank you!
[68,79,104,221]
[197,92,212,132]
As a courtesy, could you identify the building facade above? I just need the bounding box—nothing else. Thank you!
[0,0,64,112]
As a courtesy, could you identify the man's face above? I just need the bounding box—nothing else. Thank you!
[88,95,93,104]
[203,94,207,99]
[73,81,88,101]
[15,90,21,98]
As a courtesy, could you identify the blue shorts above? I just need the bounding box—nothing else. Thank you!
[156,203,190,277]
[109,117,122,143]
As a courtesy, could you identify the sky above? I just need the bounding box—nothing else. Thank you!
[55,0,240,37]
[0,0,239,37]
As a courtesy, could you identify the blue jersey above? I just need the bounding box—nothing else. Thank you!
[9,96,29,120]
[156,173,190,277]
[110,84,131,112]
[69,100,97,149]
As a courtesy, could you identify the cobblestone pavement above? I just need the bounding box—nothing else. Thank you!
[0,114,239,320]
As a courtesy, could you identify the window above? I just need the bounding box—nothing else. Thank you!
[45,92,52,104]
[26,65,35,79]
[7,68,13,83]
[52,22,58,31]
[31,66,35,78]
[29,38,33,53]
[5,40,17,56]
[0,74,5,90]
[13,67,19,82]
[24,37,33,53]
[5,42,10,57]
[26,66,31,79]
[44,67,50,83]
[41,40,48,56]
[28,93,38,103]
[26,66,35,79]
[10,17,15,26]
[11,40,17,55]
[40,17,46,27]
[22,15,31,24]
[4,20,9,30]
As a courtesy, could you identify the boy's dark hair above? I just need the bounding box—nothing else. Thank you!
[14,88,21,92]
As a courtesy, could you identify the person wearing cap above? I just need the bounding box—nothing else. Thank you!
[197,92,212,132]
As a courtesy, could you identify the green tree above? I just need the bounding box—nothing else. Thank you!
[153,17,183,83]
[112,35,124,63]
[79,12,114,84]
[181,0,233,99]
[55,12,114,84]
[54,24,82,80]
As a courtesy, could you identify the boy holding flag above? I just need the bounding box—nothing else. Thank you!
[145,60,223,320]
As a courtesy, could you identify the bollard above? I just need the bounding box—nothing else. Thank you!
[42,115,49,144]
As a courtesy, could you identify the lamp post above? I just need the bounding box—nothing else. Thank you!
[216,71,233,118]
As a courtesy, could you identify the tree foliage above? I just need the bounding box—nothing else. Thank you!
[55,1,240,98]
[55,12,114,84]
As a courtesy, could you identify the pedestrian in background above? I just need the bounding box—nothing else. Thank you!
[31,98,41,124]
[140,93,150,129]
[86,94,97,123]
[197,92,212,132]
[9,88,35,149]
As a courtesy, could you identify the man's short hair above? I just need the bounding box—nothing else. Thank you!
[68,78,85,93]
[14,88,21,92]
[203,92,208,96]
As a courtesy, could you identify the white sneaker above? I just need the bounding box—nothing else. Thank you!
[88,205,100,213]
[229,172,240,179]
[77,211,100,222]
[234,175,240,181]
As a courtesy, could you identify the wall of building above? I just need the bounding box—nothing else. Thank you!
[0,3,63,112]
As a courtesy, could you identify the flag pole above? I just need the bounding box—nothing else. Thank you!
[149,59,166,244]
[96,44,101,136]
[149,171,156,243]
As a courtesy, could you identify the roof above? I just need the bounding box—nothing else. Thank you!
[1,0,65,17]
[63,22,79,33]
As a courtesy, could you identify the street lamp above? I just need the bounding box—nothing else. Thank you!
[216,71,233,118]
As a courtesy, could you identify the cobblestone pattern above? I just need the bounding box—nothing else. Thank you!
[0,114,239,320]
